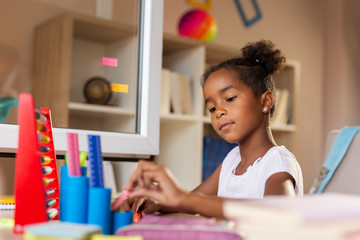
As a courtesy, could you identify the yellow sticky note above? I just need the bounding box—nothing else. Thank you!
[112,83,128,93]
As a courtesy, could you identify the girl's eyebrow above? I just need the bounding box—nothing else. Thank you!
[204,85,234,104]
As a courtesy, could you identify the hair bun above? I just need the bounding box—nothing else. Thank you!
[241,40,286,75]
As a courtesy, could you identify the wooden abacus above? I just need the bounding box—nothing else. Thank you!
[13,93,60,234]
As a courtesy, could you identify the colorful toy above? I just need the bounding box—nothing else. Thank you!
[178,9,217,43]
[14,93,60,234]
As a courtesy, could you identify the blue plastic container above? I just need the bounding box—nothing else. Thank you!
[87,187,112,234]
[112,210,134,234]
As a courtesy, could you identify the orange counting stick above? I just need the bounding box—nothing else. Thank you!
[133,211,141,223]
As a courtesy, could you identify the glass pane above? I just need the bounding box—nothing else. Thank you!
[0,0,142,134]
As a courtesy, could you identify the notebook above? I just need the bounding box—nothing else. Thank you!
[0,197,15,210]
[115,214,242,240]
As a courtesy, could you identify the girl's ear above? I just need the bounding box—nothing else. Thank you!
[261,91,274,113]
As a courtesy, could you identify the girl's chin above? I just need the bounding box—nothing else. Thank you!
[223,136,239,144]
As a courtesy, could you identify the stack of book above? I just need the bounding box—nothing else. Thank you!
[0,197,15,211]
[272,89,291,126]
[0,197,15,219]
[223,193,360,239]
[160,68,193,115]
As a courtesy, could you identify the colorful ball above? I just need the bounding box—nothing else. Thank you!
[178,9,218,43]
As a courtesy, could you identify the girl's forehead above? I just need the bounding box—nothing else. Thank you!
[204,69,241,91]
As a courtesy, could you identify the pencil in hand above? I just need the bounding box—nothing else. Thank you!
[111,190,131,211]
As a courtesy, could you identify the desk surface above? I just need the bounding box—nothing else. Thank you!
[0,211,223,240]
[0,229,23,240]
[0,211,23,240]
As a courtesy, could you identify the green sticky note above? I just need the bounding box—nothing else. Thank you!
[65,152,86,166]
[79,151,87,167]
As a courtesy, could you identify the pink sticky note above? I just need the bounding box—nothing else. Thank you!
[102,57,118,67]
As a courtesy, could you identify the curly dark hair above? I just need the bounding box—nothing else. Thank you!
[202,40,286,116]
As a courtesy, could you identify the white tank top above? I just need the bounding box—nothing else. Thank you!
[217,146,303,199]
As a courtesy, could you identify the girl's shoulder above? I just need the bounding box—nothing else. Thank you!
[266,145,296,160]
[259,145,298,168]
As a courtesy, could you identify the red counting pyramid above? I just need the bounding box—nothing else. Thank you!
[13,93,60,234]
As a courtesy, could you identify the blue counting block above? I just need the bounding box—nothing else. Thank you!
[60,166,87,221]
[113,210,134,234]
[87,187,112,235]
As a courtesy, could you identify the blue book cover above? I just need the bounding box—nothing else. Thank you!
[202,137,237,181]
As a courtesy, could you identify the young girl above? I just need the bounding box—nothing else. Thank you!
[121,40,303,218]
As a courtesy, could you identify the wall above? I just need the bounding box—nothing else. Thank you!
[163,0,326,191]
[324,0,360,135]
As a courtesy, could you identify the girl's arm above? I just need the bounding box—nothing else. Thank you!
[177,191,225,218]
[192,163,222,195]
[264,172,296,196]
[158,163,222,214]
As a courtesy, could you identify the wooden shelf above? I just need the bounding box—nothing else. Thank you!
[68,102,135,116]
[160,113,199,123]
[271,124,297,132]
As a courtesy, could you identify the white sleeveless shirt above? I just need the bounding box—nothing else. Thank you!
[217,146,303,199]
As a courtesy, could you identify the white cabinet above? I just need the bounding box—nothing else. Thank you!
[156,33,300,190]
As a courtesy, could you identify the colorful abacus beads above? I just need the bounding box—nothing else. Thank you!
[36,108,60,220]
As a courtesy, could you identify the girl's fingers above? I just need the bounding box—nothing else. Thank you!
[125,160,187,208]
[129,187,163,204]
[125,160,160,190]
[130,197,141,212]
[121,199,131,211]
[134,197,146,212]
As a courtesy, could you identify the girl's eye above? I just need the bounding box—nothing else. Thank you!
[226,96,236,102]
[209,107,216,113]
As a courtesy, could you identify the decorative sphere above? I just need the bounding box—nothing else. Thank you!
[178,9,218,43]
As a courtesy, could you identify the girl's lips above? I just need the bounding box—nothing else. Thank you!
[220,122,232,131]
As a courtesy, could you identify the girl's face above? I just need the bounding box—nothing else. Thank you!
[203,68,265,144]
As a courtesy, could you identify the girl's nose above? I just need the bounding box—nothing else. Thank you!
[215,107,226,118]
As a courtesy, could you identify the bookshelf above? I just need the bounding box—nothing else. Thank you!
[156,33,300,190]
[32,12,139,134]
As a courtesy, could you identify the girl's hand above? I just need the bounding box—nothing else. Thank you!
[124,160,189,209]
[122,197,161,216]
